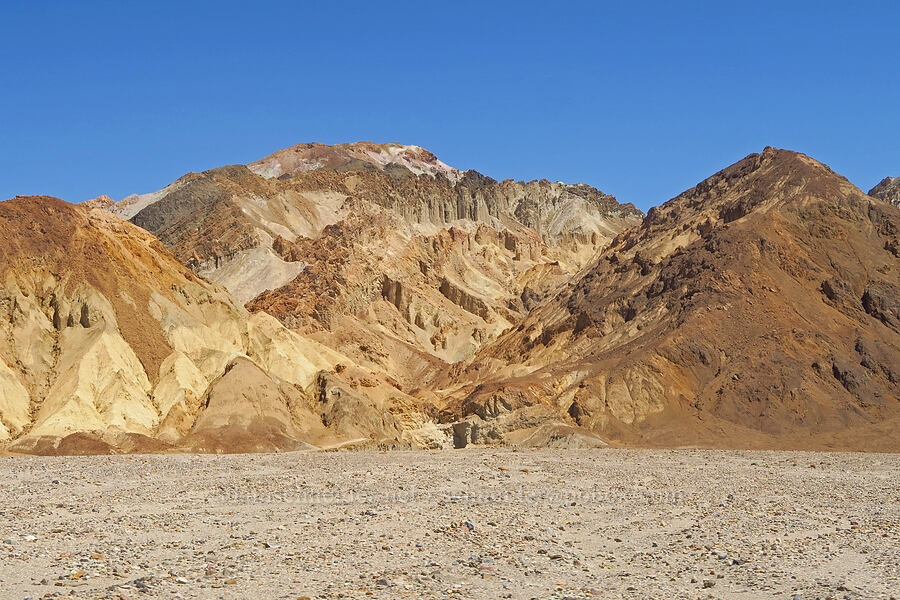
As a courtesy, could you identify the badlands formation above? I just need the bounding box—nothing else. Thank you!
[1,143,898,454]
[0,197,347,454]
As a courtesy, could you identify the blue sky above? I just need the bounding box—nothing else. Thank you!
[1,1,898,212]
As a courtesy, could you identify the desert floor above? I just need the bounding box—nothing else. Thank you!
[0,449,897,599]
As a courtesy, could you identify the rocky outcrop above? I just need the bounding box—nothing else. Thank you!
[381,275,411,319]
[438,278,491,321]
[248,142,462,182]
[862,282,900,331]
[869,176,900,207]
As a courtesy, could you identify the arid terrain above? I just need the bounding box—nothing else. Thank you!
[0,449,897,600]
[1,143,898,454]
[3,7,898,600]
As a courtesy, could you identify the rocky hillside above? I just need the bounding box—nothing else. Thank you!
[10,144,896,454]
[870,176,900,207]
[442,148,900,451]
[94,142,642,379]
[0,197,444,455]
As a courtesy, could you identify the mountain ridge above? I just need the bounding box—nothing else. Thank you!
[438,147,900,450]
[4,144,898,453]
[0,196,434,454]
[91,142,642,377]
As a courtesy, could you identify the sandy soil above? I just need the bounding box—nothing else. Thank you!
[0,449,897,599]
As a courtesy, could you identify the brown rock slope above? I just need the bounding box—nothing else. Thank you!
[443,148,900,451]
[0,196,430,454]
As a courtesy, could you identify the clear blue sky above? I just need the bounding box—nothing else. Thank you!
[1,1,898,212]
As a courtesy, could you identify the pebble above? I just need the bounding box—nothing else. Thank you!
[0,449,895,599]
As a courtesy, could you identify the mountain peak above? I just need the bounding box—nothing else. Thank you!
[639,147,853,236]
[1,195,85,240]
[449,147,900,450]
[247,141,462,181]
[82,194,116,210]
[869,176,900,207]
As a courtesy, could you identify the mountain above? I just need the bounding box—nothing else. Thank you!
[441,148,900,451]
[0,196,442,455]
[11,144,897,454]
[247,141,463,181]
[92,142,642,391]
[870,176,900,207]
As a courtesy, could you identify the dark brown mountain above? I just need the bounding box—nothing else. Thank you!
[442,148,900,451]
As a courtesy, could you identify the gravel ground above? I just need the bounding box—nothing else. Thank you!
[0,449,897,600]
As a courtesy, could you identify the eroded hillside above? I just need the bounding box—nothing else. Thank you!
[441,148,900,450]
[7,145,898,454]
[0,197,443,454]
[98,142,641,384]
